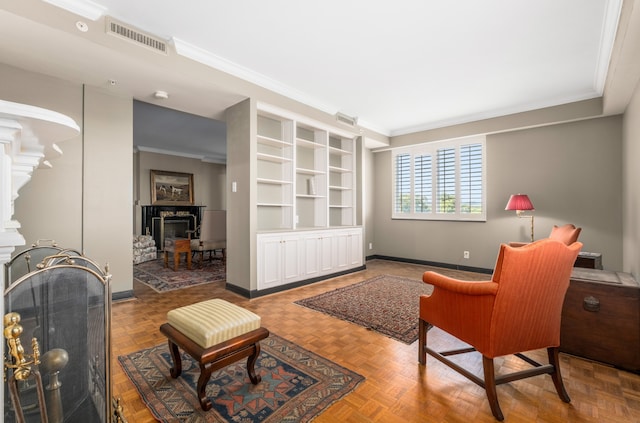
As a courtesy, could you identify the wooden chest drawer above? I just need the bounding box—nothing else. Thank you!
[560,268,640,372]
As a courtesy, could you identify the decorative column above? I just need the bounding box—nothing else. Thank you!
[0,99,79,419]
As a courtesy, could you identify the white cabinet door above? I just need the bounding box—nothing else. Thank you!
[281,234,302,284]
[257,234,283,290]
[258,233,302,290]
[333,228,363,271]
[319,233,333,274]
[333,230,351,271]
[347,228,363,267]
[301,232,321,278]
[258,228,362,291]
[301,231,334,278]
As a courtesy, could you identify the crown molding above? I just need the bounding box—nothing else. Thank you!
[594,0,624,93]
[135,145,226,164]
[43,0,107,20]
[172,38,342,119]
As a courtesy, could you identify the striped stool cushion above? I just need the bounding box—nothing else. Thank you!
[167,299,261,348]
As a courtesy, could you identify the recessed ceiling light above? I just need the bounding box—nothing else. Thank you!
[76,21,89,32]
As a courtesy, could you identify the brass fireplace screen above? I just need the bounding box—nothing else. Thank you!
[3,243,121,422]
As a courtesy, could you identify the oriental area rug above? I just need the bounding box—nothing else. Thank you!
[295,274,434,344]
[118,333,364,423]
[133,257,226,293]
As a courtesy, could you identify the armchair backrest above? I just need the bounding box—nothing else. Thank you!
[549,223,581,245]
[199,210,226,241]
[488,239,582,357]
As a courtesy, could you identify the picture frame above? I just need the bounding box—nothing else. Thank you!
[150,170,194,205]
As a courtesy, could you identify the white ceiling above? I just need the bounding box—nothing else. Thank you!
[0,0,627,159]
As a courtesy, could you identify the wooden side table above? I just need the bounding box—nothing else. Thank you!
[164,238,192,271]
[561,268,640,372]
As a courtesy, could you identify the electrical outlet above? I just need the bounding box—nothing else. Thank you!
[463,250,470,259]
[369,243,373,250]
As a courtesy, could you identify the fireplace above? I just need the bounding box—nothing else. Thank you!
[141,205,204,251]
[162,219,190,239]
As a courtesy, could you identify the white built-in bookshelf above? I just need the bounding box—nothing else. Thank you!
[256,107,356,231]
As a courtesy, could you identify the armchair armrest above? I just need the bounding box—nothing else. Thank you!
[421,272,498,348]
[423,271,498,296]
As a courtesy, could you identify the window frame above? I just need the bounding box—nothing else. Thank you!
[391,135,486,221]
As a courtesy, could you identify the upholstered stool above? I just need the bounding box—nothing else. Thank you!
[163,237,191,271]
[159,299,270,411]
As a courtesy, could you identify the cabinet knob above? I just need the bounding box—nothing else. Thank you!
[582,295,600,312]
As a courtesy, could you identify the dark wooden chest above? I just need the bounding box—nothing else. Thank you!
[560,268,640,372]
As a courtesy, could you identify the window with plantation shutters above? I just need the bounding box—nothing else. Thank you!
[391,136,486,221]
[394,153,411,213]
[414,154,432,213]
[460,143,483,214]
[436,148,456,214]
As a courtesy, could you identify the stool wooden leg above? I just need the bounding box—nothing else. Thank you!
[163,251,168,268]
[247,342,262,384]
[187,251,192,270]
[197,364,214,411]
[167,340,182,378]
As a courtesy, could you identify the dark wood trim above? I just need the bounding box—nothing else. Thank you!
[367,254,493,274]
[112,290,134,302]
[226,265,367,299]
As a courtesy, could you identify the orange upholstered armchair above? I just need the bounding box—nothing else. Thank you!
[509,223,581,248]
[418,238,582,421]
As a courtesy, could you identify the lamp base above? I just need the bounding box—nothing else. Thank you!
[516,214,534,242]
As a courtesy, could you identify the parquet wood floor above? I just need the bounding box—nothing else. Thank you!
[112,259,640,422]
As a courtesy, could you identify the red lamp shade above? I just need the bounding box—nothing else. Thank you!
[505,194,534,211]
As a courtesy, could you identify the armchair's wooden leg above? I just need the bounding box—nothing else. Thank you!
[482,356,504,421]
[418,319,428,365]
[547,347,571,403]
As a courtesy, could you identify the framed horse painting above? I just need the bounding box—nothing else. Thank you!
[150,169,194,205]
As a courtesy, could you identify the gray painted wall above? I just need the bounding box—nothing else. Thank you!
[132,150,227,235]
[82,87,133,294]
[373,116,623,271]
[1,63,134,294]
[225,99,255,293]
[2,61,637,294]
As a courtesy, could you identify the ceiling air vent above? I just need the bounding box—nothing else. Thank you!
[106,18,168,55]
[336,112,358,127]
